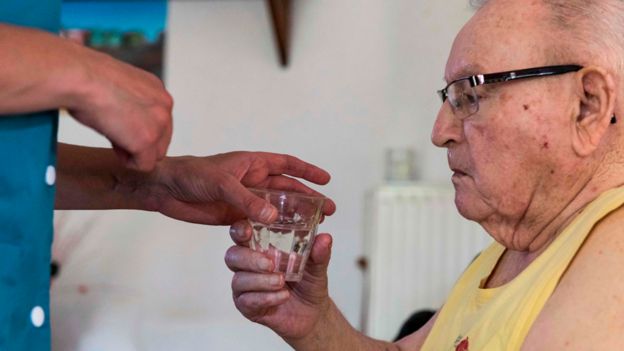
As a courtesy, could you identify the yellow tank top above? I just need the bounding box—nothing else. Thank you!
[421,186,624,351]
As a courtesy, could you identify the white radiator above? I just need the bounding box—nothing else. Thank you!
[361,184,492,341]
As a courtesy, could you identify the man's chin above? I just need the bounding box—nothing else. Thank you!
[454,191,488,222]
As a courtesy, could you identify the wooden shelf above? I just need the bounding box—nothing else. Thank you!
[266,0,291,67]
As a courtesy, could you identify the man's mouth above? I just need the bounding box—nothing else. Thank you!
[451,168,467,177]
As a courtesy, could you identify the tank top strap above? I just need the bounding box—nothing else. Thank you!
[422,186,624,351]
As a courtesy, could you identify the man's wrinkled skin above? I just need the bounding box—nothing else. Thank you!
[225,0,624,349]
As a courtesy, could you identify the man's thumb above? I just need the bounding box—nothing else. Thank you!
[306,233,332,278]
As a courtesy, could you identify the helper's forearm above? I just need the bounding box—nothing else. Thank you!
[0,23,89,114]
[287,300,400,351]
[55,143,151,210]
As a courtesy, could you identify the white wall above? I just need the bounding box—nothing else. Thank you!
[51,1,474,350]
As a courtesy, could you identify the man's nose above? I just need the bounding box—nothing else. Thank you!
[431,103,463,147]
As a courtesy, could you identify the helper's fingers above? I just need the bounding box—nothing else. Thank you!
[219,176,277,224]
[229,220,252,246]
[155,120,172,162]
[259,153,331,186]
[124,108,171,171]
[322,201,336,217]
[224,245,275,273]
[112,141,157,172]
[231,272,285,298]
[234,290,290,316]
[154,108,173,162]
[259,176,337,216]
[261,175,317,193]
[112,144,130,165]
[128,146,158,172]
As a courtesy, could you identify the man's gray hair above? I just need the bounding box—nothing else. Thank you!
[471,0,624,75]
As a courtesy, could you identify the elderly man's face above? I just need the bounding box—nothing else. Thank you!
[432,0,581,239]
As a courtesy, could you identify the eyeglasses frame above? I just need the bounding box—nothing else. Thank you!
[437,64,584,117]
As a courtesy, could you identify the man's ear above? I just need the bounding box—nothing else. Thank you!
[571,67,616,157]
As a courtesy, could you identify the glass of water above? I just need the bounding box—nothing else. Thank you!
[248,188,326,282]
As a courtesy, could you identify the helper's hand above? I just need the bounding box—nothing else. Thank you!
[142,151,336,225]
[225,220,333,340]
[0,25,172,172]
[66,45,173,172]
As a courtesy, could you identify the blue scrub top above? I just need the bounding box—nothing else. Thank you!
[0,1,60,350]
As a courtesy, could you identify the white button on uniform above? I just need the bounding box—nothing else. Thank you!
[30,306,45,328]
[45,165,56,186]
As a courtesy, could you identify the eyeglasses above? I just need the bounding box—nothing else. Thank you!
[437,65,583,120]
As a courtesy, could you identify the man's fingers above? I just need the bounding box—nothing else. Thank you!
[234,290,290,315]
[224,245,275,273]
[231,272,285,298]
[230,220,252,246]
[304,233,332,279]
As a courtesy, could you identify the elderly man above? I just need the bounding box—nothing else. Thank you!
[225,0,624,349]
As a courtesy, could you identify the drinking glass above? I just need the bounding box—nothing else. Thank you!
[248,188,325,282]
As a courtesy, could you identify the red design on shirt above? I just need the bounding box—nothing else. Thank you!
[456,337,469,351]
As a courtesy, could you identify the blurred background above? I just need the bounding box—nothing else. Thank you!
[51,1,490,350]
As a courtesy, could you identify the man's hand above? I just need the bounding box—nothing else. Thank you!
[142,151,336,225]
[225,220,333,341]
[224,219,427,351]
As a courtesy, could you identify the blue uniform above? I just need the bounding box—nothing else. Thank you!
[0,0,60,349]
